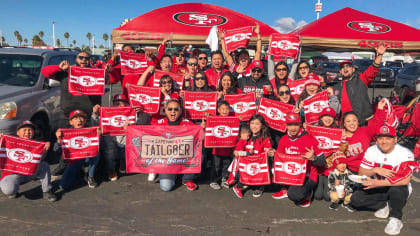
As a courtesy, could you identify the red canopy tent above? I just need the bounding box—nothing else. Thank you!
[111,3,277,45]
[291,7,420,52]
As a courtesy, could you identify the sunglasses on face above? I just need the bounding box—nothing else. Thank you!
[278,90,291,96]
[252,68,262,73]
[298,66,309,70]
[176,53,185,57]
[167,107,180,112]
[161,80,172,85]
[78,56,90,60]
[340,64,353,69]
[188,62,198,66]
[194,76,205,80]
[276,68,288,72]
[198,57,207,60]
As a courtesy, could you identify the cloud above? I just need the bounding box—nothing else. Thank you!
[272,17,307,33]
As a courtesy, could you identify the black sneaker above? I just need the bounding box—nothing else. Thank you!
[88,176,98,189]
[329,202,340,210]
[43,190,58,202]
[252,187,264,198]
[342,203,355,212]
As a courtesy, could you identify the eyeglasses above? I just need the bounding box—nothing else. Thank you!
[176,53,185,57]
[194,76,205,80]
[78,56,90,60]
[198,57,207,60]
[161,80,172,85]
[278,90,291,96]
[188,62,198,66]
[252,68,262,73]
[276,68,288,72]
[167,107,180,112]
[298,66,309,70]
[340,64,353,69]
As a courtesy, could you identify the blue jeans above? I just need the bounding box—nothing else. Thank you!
[159,174,196,192]
[60,155,99,190]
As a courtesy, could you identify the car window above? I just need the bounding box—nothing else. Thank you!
[0,54,42,87]
[48,56,63,65]
[401,66,418,76]
[63,55,76,65]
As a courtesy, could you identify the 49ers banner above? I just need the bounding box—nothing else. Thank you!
[126,125,203,174]
[127,84,161,114]
[306,124,342,156]
[273,153,307,186]
[0,135,46,175]
[184,91,217,120]
[68,66,105,95]
[288,79,306,101]
[100,107,136,136]
[205,116,239,148]
[224,92,256,121]
[224,26,253,52]
[60,127,100,160]
[120,51,148,75]
[257,98,295,132]
[303,91,330,124]
[268,34,300,59]
[238,154,271,185]
[153,70,185,91]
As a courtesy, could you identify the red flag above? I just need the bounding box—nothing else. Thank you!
[153,69,185,91]
[382,98,399,128]
[303,91,330,124]
[125,125,203,174]
[268,34,300,59]
[60,127,100,160]
[288,79,306,101]
[184,91,217,120]
[120,51,148,75]
[273,153,307,186]
[238,153,271,185]
[127,84,161,114]
[100,107,136,136]
[0,135,46,175]
[224,92,257,121]
[257,98,295,132]
[306,124,342,157]
[204,116,240,148]
[387,161,420,184]
[224,26,253,52]
[68,66,105,95]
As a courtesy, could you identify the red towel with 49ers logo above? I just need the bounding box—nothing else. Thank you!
[224,26,253,52]
[303,91,330,124]
[223,92,256,121]
[68,66,105,95]
[0,135,46,175]
[184,91,217,120]
[60,127,100,160]
[153,69,185,91]
[273,153,307,186]
[268,34,300,59]
[120,51,148,75]
[288,79,306,101]
[127,84,161,114]
[306,124,342,156]
[100,107,136,136]
[238,153,271,185]
[257,98,295,132]
[205,116,239,148]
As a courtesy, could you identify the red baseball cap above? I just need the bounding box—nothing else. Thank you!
[332,152,347,168]
[250,60,263,70]
[320,107,336,118]
[376,125,396,137]
[113,94,128,102]
[69,110,87,120]
[16,120,37,132]
[339,61,353,68]
[304,74,321,87]
[285,112,301,124]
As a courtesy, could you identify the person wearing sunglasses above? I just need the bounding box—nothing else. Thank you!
[188,72,211,92]
[270,62,291,96]
[197,51,210,71]
[172,48,188,74]
[294,61,312,80]
[237,60,272,101]
[276,84,295,105]
[137,54,173,87]
[184,57,199,88]
[150,99,199,192]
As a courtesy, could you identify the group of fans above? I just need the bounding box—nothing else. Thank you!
[0,30,417,235]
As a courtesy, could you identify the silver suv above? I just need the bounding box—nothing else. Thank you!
[0,47,78,139]
[394,62,420,104]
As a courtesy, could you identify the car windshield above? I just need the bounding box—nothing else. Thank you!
[386,61,402,67]
[0,54,42,87]
[321,62,340,69]
[354,60,372,67]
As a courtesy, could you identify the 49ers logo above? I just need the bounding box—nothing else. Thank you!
[270,40,299,50]
[125,59,147,69]
[232,102,248,113]
[266,108,284,120]
[173,12,227,27]
[348,21,391,33]
[315,136,333,149]
[212,125,232,138]
[283,162,305,175]
[309,101,328,113]
[245,163,261,176]
[78,76,98,86]
[7,148,33,163]
[110,115,127,127]
[192,100,209,111]
[69,136,91,149]
[225,33,252,43]
[133,94,152,104]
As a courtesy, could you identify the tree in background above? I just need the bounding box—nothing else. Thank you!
[24,38,28,45]
[1,36,6,45]
[16,34,22,46]
[86,32,92,48]
[14,31,19,45]
[38,31,44,40]
[102,33,109,48]
[64,32,70,46]
[69,44,73,48]
[56,39,61,48]
[72,39,76,46]
[99,44,104,49]
[32,35,46,46]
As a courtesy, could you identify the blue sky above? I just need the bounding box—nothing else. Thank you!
[1,0,419,47]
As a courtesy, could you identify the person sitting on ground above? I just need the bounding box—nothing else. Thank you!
[0,121,57,201]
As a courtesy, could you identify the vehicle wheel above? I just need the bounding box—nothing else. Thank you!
[399,87,410,105]
[31,118,50,141]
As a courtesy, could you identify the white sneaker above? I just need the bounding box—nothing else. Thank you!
[209,182,221,190]
[147,173,157,182]
[384,217,403,235]
[375,203,390,219]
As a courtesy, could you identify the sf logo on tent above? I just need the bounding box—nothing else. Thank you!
[173,12,227,27]
[347,21,391,33]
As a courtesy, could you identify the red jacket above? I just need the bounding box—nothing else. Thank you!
[152,117,193,126]
[204,66,230,90]
[269,77,290,96]
[235,137,272,155]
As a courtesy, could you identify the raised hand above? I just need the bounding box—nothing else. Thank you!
[59,60,69,71]
[375,43,387,55]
